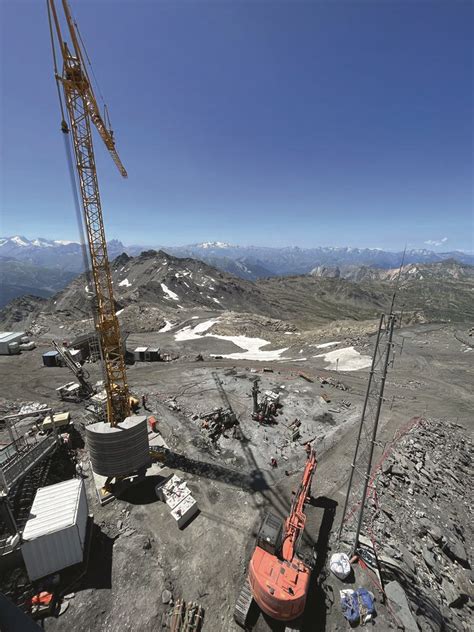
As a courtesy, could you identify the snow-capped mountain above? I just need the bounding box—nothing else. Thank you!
[165,244,474,277]
[0,236,127,271]
[2,235,473,280]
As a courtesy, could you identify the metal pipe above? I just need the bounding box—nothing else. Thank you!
[337,313,385,540]
[352,314,395,554]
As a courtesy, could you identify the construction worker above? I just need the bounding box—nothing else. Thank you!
[270,457,278,468]
[142,394,149,411]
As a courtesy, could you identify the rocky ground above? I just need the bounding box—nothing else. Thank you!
[333,418,472,632]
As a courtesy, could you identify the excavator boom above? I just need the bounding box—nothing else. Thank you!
[243,449,317,624]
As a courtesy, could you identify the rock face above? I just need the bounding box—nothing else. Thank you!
[360,419,473,631]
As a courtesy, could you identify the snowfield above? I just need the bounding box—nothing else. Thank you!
[314,346,372,371]
[174,319,289,361]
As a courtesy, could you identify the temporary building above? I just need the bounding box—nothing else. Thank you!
[134,346,148,362]
[147,347,161,362]
[0,332,25,355]
[42,351,59,367]
[21,478,88,581]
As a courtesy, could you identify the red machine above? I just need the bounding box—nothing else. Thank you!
[235,449,317,629]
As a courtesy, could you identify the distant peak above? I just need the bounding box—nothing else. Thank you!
[196,241,233,249]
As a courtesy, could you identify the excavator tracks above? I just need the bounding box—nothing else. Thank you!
[234,579,254,628]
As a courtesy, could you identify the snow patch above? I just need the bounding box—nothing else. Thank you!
[210,335,289,361]
[159,320,175,332]
[175,319,220,341]
[174,318,290,361]
[161,283,179,301]
[119,278,131,287]
[314,346,372,371]
[313,341,341,349]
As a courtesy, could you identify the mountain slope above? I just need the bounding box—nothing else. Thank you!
[0,258,77,308]
[1,252,473,334]
[311,259,474,283]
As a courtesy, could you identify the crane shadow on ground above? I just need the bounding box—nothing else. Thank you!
[160,448,270,493]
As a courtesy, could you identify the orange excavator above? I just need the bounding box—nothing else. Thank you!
[235,449,317,630]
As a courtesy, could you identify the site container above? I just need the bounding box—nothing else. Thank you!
[134,346,148,362]
[21,478,88,581]
[0,331,25,355]
[42,350,59,367]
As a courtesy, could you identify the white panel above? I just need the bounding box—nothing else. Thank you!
[21,479,88,581]
[22,525,83,581]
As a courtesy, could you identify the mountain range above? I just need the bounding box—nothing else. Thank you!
[1,235,473,309]
[1,249,473,334]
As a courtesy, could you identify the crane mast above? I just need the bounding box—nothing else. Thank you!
[48,0,130,426]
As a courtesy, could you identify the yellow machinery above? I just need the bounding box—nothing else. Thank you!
[47,0,130,427]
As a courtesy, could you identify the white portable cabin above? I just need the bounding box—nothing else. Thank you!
[21,478,88,581]
[0,331,25,355]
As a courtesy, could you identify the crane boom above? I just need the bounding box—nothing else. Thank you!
[48,0,130,426]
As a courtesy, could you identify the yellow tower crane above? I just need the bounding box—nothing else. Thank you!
[47,0,130,427]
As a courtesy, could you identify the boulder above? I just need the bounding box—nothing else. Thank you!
[441,578,462,608]
[385,581,418,632]
[444,536,470,568]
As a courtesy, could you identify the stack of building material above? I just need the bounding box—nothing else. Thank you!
[86,415,150,477]
[41,412,71,431]
[155,474,198,529]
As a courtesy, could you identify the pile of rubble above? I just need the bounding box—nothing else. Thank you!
[361,418,472,631]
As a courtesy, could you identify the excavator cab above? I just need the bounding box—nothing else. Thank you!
[256,512,283,556]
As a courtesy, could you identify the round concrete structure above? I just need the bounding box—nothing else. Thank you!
[86,415,150,477]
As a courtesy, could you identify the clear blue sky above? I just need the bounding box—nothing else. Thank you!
[1,0,472,251]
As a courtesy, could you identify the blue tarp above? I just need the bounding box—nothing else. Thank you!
[341,588,375,625]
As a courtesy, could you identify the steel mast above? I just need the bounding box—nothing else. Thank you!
[47,0,130,426]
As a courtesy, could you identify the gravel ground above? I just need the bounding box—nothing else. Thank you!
[0,323,472,631]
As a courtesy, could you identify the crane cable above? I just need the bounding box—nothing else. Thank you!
[46,0,66,126]
[68,3,112,128]
[45,0,97,330]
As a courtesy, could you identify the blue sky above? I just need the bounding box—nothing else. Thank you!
[1,0,472,251]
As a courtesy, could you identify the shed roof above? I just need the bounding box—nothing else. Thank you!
[0,332,25,343]
[22,479,83,541]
